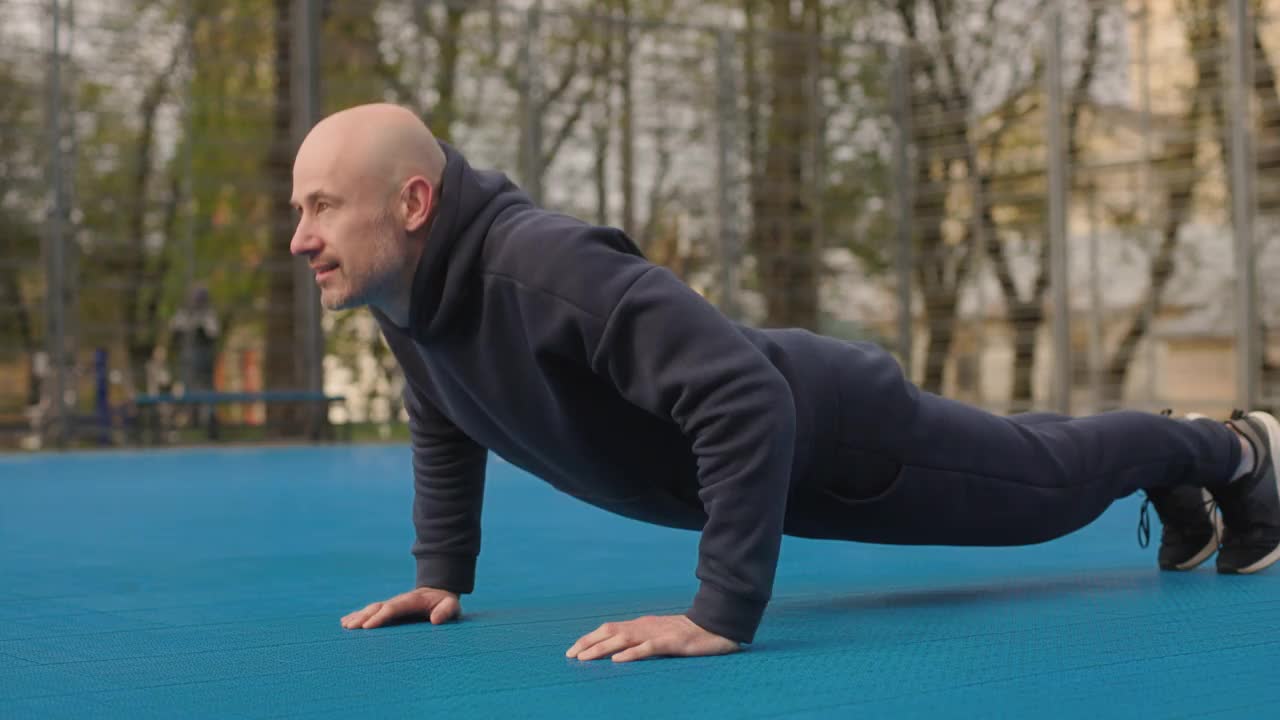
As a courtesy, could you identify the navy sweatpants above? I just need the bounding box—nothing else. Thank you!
[804,387,1242,548]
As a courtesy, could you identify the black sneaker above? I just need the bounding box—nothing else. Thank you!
[1211,410,1280,574]
[1139,485,1221,570]
[1137,410,1221,570]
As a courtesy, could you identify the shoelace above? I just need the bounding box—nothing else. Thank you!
[1138,496,1152,548]
[1137,492,1220,549]
[1137,408,1222,549]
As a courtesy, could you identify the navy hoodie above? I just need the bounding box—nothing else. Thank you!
[373,144,917,644]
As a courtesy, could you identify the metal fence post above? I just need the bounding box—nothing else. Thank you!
[1137,0,1158,408]
[291,0,324,410]
[714,29,740,321]
[521,4,544,204]
[890,44,914,379]
[1229,0,1260,411]
[180,0,197,393]
[1045,2,1071,415]
[43,0,69,446]
[808,20,825,327]
[1086,175,1103,412]
[966,114,988,407]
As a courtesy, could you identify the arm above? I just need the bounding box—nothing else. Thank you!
[363,307,489,592]
[340,382,487,631]
[403,382,489,594]
[590,264,797,645]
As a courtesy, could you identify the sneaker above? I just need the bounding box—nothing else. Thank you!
[1140,485,1221,570]
[1210,410,1280,574]
[1138,411,1221,570]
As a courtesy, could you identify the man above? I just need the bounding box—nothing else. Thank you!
[170,284,220,393]
[169,285,221,438]
[289,103,1280,664]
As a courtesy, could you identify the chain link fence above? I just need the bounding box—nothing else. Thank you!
[0,0,1275,449]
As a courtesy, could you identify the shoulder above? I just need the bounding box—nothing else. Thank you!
[482,208,653,315]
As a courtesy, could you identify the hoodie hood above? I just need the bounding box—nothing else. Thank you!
[406,142,533,341]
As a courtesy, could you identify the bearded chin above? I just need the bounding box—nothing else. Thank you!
[318,278,364,312]
[331,273,392,314]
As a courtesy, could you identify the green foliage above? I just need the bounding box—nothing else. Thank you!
[4,0,899,433]
[0,51,46,359]
[183,0,278,335]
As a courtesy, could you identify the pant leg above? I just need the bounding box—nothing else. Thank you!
[809,389,1240,547]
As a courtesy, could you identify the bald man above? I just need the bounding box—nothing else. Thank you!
[290,103,1280,663]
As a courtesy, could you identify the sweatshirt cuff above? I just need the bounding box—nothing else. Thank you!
[414,553,476,595]
[685,582,767,645]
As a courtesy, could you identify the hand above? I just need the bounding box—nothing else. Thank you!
[340,587,461,630]
[566,614,741,663]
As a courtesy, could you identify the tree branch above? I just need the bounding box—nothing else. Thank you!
[541,77,594,171]
[541,26,586,110]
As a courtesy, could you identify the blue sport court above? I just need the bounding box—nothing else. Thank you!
[3,445,1279,718]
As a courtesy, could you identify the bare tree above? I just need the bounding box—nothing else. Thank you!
[1099,0,1221,407]
[480,4,599,201]
[746,0,823,329]
[264,0,303,433]
[372,0,471,142]
[893,0,990,393]
[892,0,1110,402]
[118,24,191,397]
[984,3,1104,407]
[0,60,44,409]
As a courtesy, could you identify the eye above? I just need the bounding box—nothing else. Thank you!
[316,200,330,213]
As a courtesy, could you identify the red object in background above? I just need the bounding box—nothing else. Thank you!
[242,349,263,425]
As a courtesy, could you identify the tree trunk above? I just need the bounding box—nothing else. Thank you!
[264,0,302,434]
[911,92,971,393]
[432,7,466,142]
[748,0,820,330]
[121,39,183,398]
[1008,302,1043,406]
[919,272,960,393]
[617,0,636,239]
[1101,0,1217,407]
[1247,10,1280,405]
[893,0,975,393]
[0,220,37,405]
[980,3,1101,409]
[742,0,762,186]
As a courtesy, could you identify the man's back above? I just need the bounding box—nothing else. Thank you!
[373,142,922,644]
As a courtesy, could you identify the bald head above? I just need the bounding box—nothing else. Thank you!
[296,103,446,197]
[289,104,447,325]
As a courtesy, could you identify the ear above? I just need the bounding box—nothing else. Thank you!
[401,176,436,232]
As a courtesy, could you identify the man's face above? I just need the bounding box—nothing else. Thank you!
[289,151,411,312]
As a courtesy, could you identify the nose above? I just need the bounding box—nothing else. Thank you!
[290,217,320,257]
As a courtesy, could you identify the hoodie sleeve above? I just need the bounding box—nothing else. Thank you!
[403,383,489,595]
[590,263,797,645]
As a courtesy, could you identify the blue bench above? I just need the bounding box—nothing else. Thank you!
[132,390,349,444]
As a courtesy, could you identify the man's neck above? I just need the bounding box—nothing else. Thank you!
[377,292,412,329]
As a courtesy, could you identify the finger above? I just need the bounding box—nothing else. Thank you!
[429,595,459,624]
[342,603,382,629]
[566,623,616,658]
[576,633,638,662]
[341,604,371,626]
[612,640,657,664]
[361,600,406,629]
